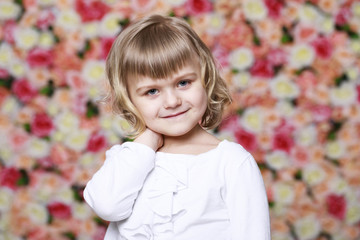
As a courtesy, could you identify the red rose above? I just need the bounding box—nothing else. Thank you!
[335,8,352,26]
[75,0,109,22]
[36,10,56,30]
[12,78,37,103]
[0,167,22,190]
[3,20,16,44]
[186,0,212,15]
[235,128,257,152]
[357,85,360,103]
[311,36,333,59]
[100,37,115,60]
[87,132,107,152]
[47,201,72,219]
[272,132,294,153]
[326,194,346,220]
[26,48,54,68]
[250,58,274,79]
[31,112,54,137]
[264,0,284,18]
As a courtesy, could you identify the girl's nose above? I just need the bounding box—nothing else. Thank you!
[163,91,181,108]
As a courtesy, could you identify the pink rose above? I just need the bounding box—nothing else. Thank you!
[12,78,37,103]
[87,132,107,152]
[26,48,54,68]
[356,85,360,103]
[219,114,240,131]
[36,9,56,30]
[212,44,229,68]
[100,37,115,60]
[75,0,109,22]
[3,20,16,44]
[0,68,9,78]
[326,194,346,220]
[47,201,72,219]
[266,48,287,66]
[250,58,274,79]
[31,112,54,137]
[0,167,22,190]
[93,226,107,240]
[311,36,333,59]
[296,70,317,91]
[311,105,332,122]
[335,8,352,26]
[235,128,257,152]
[185,0,212,15]
[264,0,284,18]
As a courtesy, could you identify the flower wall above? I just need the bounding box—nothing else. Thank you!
[0,0,360,239]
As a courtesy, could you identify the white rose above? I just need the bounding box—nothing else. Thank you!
[0,1,21,21]
[241,107,263,133]
[289,44,315,69]
[229,47,254,71]
[14,27,40,50]
[265,151,290,171]
[294,215,321,240]
[330,82,357,107]
[100,13,122,37]
[243,0,268,21]
[303,164,326,186]
[56,9,81,32]
[270,75,300,99]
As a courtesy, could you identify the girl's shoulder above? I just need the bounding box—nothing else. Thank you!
[218,140,253,165]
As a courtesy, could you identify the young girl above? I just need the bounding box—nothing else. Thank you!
[84,14,270,239]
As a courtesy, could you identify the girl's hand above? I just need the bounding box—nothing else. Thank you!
[134,128,163,151]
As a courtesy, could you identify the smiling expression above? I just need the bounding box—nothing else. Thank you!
[128,60,207,137]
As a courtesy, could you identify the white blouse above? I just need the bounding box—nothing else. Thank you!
[84,140,270,240]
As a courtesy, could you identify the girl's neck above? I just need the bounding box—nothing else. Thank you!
[159,124,220,154]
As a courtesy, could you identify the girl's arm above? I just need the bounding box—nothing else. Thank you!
[224,153,271,239]
[83,129,162,222]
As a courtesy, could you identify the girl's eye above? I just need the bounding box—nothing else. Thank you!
[178,80,189,87]
[146,89,158,95]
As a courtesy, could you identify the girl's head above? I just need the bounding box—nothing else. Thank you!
[105,14,231,137]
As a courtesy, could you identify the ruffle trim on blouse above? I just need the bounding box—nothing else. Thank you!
[119,159,188,239]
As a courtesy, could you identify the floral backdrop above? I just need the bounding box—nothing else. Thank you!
[0,0,360,239]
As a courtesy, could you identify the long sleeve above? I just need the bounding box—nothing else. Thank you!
[83,142,156,222]
[224,153,271,240]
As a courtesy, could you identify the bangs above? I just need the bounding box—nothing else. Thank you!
[122,22,197,80]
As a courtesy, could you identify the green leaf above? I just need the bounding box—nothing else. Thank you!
[16,169,30,186]
[86,101,99,118]
[62,232,76,240]
[0,77,15,90]
[119,18,130,27]
[294,169,302,180]
[39,80,55,97]
[24,123,31,133]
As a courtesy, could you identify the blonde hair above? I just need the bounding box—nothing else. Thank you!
[105,14,231,137]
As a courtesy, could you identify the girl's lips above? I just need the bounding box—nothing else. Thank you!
[162,110,188,118]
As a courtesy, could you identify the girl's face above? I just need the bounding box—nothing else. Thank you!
[128,60,207,137]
